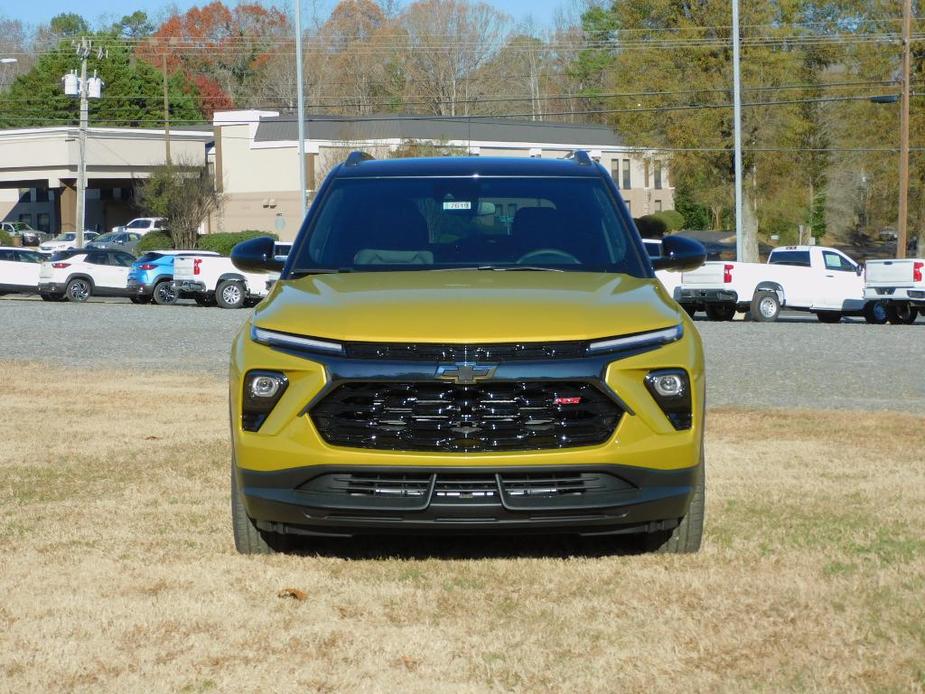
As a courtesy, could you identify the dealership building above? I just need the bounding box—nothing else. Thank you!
[0,114,674,241]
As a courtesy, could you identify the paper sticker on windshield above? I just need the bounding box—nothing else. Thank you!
[443,201,471,210]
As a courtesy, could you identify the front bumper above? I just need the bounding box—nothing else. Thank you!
[237,463,699,537]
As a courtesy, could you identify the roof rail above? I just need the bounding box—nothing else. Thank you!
[563,150,594,166]
[345,150,374,167]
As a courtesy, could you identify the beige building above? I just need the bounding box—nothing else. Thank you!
[0,126,212,234]
[212,111,675,240]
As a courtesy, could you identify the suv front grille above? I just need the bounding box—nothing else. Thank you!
[309,381,622,452]
[342,340,590,362]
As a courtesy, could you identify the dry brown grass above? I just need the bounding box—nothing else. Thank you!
[1,363,924,692]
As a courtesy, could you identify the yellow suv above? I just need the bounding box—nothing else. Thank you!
[228,151,706,554]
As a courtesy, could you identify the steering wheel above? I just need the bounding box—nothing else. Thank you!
[516,248,581,265]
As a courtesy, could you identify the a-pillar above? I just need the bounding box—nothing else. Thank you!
[58,179,77,233]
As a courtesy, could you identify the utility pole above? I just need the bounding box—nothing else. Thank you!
[731,0,745,262]
[162,51,171,165]
[294,0,307,220]
[897,0,912,259]
[65,39,104,248]
[75,41,90,249]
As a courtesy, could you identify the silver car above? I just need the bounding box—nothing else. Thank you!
[86,231,144,254]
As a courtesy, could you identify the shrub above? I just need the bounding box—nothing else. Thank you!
[0,230,11,246]
[197,230,277,257]
[634,215,668,239]
[651,209,685,232]
[135,231,174,254]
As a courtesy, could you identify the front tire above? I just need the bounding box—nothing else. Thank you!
[641,461,705,554]
[816,311,843,323]
[750,290,780,322]
[705,304,736,321]
[65,278,91,303]
[152,280,178,306]
[231,462,287,555]
[216,280,245,309]
[886,303,919,325]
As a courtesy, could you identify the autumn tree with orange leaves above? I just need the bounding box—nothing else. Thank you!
[136,1,289,118]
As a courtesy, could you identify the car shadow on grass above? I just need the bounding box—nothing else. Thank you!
[284,533,646,560]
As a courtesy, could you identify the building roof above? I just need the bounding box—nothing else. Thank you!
[253,114,624,147]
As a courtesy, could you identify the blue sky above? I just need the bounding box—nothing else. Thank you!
[7,0,569,31]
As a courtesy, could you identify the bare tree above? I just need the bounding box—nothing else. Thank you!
[398,0,510,116]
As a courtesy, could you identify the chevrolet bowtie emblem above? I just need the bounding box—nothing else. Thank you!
[435,362,497,384]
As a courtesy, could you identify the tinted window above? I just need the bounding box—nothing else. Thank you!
[85,252,108,264]
[136,252,164,262]
[126,219,149,229]
[0,249,14,261]
[291,177,646,276]
[16,251,44,263]
[110,252,135,266]
[769,250,811,267]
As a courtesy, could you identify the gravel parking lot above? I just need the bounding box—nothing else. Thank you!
[1,296,922,411]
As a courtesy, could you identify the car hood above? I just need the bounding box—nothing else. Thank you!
[253,270,680,343]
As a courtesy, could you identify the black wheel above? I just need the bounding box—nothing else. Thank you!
[705,304,736,321]
[641,456,705,554]
[816,311,843,324]
[194,294,216,307]
[65,278,91,303]
[886,303,919,325]
[750,290,780,322]
[216,280,246,309]
[130,296,151,305]
[152,280,178,306]
[863,301,888,325]
[231,461,288,555]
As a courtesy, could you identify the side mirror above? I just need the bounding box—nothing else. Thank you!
[231,236,284,273]
[651,235,706,272]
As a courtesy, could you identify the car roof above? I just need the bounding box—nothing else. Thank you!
[333,155,605,179]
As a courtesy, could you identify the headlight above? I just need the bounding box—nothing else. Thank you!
[251,325,343,355]
[644,368,692,430]
[242,370,288,431]
[588,324,683,355]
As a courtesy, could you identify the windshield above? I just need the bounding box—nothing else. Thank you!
[54,233,77,241]
[94,233,117,242]
[136,252,164,263]
[288,176,647,276]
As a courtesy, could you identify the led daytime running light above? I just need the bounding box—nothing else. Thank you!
[588,324,683,354]
[251,325,344,354]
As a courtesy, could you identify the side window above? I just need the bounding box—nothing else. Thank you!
[823,252,854,272]
[0,249,14,261]
[110,252,134,267]
[85,252,106,264]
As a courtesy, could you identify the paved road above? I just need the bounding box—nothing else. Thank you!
[1,296,922,412]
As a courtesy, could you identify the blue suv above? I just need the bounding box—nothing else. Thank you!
[127,251,218,305]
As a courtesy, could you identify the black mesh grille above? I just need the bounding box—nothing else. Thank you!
[309,381,622,452]
[343,340,591,362]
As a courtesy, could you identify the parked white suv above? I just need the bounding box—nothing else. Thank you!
[112,217,165,234]
[678,245,871,323]
[38,249,136,302]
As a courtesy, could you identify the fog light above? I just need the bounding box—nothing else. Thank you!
[242,371,288,431]
[250,375,282,399]
[645,369,692,430]
[651,374,684,398]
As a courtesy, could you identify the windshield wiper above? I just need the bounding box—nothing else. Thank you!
[287,267,352,278]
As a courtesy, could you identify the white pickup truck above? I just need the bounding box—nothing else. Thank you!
[172,255,271,308]
[864,258,924,324]
[678,245,878,323]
